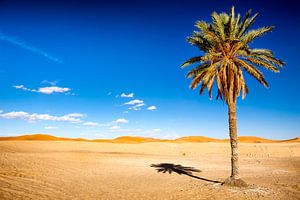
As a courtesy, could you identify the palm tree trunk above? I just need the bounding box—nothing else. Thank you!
[228,101,239,179]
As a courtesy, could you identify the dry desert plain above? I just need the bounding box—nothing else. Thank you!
[0,134,300,200]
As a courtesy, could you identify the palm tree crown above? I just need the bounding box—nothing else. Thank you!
[182,6,284,104]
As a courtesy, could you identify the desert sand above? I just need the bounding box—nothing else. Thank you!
[0,140,299,200]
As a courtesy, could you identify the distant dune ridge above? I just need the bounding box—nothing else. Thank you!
[0,134,299,143]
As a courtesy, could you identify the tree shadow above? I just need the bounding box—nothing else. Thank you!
[151,163,222,184]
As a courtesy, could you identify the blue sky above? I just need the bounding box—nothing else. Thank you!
[0,0,299,139]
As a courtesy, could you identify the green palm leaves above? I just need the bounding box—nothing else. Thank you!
[182,6,284,103]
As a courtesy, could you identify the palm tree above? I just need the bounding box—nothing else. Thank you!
[181,6,284,186]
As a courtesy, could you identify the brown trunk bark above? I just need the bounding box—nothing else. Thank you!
[228,101,239,179]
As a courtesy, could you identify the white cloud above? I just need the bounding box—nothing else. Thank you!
[147,106,157,111]
[83,122,99,127]
[120,93,134,98]
[14,85,24,89]
[64,113,84,118]
[114,118,129,123]
[110,125,120,130]
[153,129,161,132]
[44,126,58,130]
[0,111,84,123]
[129,103,145,111]
[37,86,71,94]
[124,99,145,111]
[0,111,29,119]
[13,85,35,92]
[83,121,111,127]
[13,85,71,95]
[124,99,144,105]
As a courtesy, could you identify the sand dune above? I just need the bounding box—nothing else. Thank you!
[174,136,222,142]
[0,141,299,200]
[110,136,162,143]
[229,136,276,143]
[0,134,86,141]
[0,134,299,143]
[280,137,300,143]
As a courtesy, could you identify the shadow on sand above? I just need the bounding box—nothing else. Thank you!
[151,163,222,184]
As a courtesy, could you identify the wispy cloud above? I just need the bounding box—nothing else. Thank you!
[82,122,111,127]
[128,103,145,111]
[13,85,34,92]
[147,106,157,111]
[120,93,134,98]
[44,126,58,130]
[124,99,145,111]
[82,118,129,129]
[114,118,129,123]
[0,32,63,63]
[109,125,121,130]
[83,120,118,128]
[83,122,100,127]
[13,85,71,95]
[124,99,143,105]
[42,80,59,86]
[0,111,84,123]
[103,118,130,131]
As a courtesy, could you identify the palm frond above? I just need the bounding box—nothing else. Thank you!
[211,12,227,41]
[247,57,279,73]
[186,63,210,78]
[253,54,285,67]
[182,6,284,103]
[250,48,273,56]
[241,26,273,44]
[181,56,203,68]
[237,10,259,37]
[235,58,269,87]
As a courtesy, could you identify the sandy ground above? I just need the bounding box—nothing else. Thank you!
[0,141,299,200]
